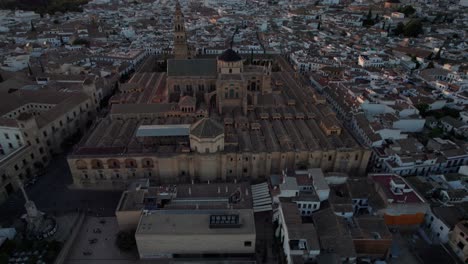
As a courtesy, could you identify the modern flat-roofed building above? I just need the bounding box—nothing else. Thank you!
[135,209,256,259]
[115,180,258,260]
[115,180,254,230]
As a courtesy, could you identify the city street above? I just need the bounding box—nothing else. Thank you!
[0,154,122,224]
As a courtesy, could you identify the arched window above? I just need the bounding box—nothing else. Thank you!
[125,159,137,168]
[91,159,103,169]
[142,158,153,168]
[229,89,235,98]
[107,159,120,169]
[76,160,88,170]
[251,82,256,91]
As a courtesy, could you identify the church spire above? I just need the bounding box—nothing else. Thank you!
[175,1,183,17]
[173,1,189,59]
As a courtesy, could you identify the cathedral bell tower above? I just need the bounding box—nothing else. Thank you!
[173,1,189,59]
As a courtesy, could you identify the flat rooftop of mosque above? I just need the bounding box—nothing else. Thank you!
[71,56,363,157]
[71,113,359,156]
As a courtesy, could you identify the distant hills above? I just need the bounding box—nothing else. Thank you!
[0,0,89,14]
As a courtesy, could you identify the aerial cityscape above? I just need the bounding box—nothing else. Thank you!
[0,0,467,263]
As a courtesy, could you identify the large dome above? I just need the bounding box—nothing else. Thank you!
[218,49,242,62]
[190,118,224,139]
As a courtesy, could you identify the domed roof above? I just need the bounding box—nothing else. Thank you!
[218,49,242,62]
[190,118,224,138]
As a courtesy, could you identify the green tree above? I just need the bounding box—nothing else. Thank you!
[411,55,421,69]
[428,128,443,138]
[367,9,372,20]
[363,9,376,27]
[72,38,90,47]
[393,22,405,35]
[403,19,423,37]
[0,253,8,264]
[416,103,430,116]
[398,5,416,16]
[250,49,254,64]
[116,230,136,252]
[0,239,16,254]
